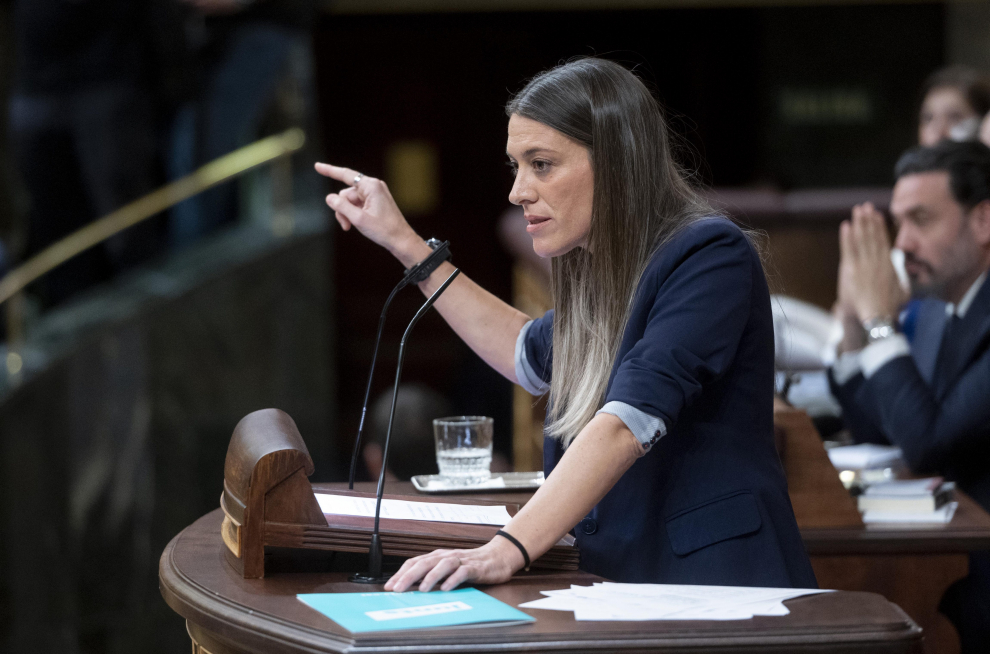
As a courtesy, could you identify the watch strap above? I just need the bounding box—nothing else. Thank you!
[404,239,451,284]
[863,317,897,344]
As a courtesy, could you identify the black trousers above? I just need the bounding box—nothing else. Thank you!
[9,82,164,307]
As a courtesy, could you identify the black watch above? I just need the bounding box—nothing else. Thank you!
[404,239,451,283]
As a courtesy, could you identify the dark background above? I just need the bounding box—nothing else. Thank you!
[314,4,945,467]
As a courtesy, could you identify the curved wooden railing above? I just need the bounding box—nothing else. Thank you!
[0,127,306,343]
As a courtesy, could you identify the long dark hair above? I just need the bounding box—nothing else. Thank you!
[506,57,711,443]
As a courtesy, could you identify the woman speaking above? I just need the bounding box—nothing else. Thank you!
[315,58,816,593]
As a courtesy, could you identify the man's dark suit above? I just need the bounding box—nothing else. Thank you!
[831,278,990,510]
[830,273,990,652]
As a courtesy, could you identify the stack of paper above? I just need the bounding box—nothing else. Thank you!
[827,443,903,470]
[858,477,958,524]
[519,583,830,621]
[862,503,958,524]
[316,493,514,526]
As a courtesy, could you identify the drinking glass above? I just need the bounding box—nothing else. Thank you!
[433,416,493,486]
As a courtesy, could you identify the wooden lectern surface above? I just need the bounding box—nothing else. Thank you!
[161,509,923,654]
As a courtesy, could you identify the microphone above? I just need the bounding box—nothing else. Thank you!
[347,241,452,489]
[350,267,462,584]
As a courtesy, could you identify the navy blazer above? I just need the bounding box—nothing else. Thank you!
[830,275,990,513]
[524,218,817,588]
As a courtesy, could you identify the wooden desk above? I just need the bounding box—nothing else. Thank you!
[339,465,990,654]
[161,509,922,653]
[775,407,990,654]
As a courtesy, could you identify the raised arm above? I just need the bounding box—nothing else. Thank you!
[315,163,531,382]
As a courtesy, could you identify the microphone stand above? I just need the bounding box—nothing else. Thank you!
[347,241,451,489]
[350,267,462,583]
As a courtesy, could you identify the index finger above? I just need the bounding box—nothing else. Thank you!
[314,162,362,186]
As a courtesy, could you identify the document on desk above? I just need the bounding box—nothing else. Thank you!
[862,501,958,524]
[298,588,534,632]
[519,583,831,621]
[315,493,512,526]
[827,443,903,470]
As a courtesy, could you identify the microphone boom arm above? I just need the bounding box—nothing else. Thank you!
[347,241,453,489]
[352,267,462,583]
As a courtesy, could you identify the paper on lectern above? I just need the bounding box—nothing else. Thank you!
[518,583,831,621]
[315,493,512,526]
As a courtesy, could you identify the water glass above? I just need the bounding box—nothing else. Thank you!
[433,416,493,486]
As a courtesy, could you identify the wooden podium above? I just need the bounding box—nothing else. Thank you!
[159,407,925,653]
[219,409,577,579]
[161,508,923,654]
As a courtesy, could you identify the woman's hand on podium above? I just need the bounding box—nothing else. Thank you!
[314,163,430,268]
[383,537,526,593]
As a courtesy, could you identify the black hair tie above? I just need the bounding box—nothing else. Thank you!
[495,529,530,571]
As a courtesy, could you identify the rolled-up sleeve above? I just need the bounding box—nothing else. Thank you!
[597,401,666,452]
[514,311,553,396]
[515,321,549,395]
[605,226,755,432]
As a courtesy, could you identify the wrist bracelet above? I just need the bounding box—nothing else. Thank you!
[404,239,451,284]
[495,530,530,571]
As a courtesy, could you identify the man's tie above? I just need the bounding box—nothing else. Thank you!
[934,313,965,392]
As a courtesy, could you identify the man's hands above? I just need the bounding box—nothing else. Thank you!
[383,536,525,593]
[833,301,866,355]
[837,203,908,345]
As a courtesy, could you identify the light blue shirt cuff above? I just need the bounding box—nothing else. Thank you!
[596,401,666,452]
[514,320,549,396]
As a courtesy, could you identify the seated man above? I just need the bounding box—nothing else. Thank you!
[829,140,990,652]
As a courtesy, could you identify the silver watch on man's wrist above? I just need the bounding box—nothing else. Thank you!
[862,317,897,344]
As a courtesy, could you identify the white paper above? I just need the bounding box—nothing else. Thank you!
[862,501,958,524]
[862,477,945,496]
[315,493,511,526]
[827,443,903,470]
[421,476,507,491]
[518,583,831,621]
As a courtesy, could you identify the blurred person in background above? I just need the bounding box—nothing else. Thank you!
[0,0,21,282]
[363,384,511,482]
[918,65,990,146]
[8,0,165,308]
[829,140,990,652]
[5,3,176,650]
[168,0,317,248]
[364,384,452,482]
[980,110,990,148]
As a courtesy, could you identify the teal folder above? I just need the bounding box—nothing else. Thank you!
[297,588,535,633]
